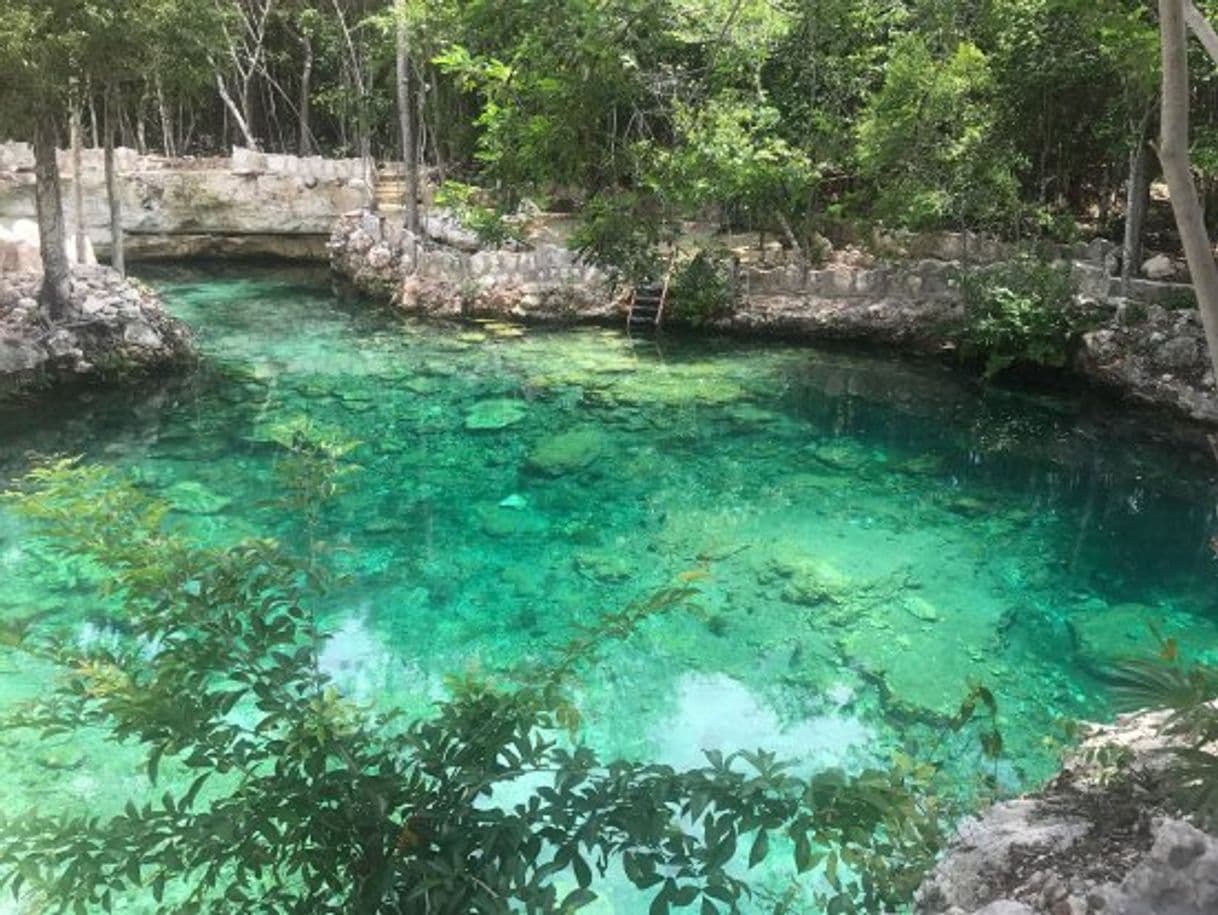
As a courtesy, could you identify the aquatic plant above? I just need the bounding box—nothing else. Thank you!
[0,455,969,915]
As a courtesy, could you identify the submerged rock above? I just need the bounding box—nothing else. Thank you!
[525,427,606,475]
[764,555,853,608]
[165,481,233,515]
[1067,602,1218,676]
[464,398,528,430]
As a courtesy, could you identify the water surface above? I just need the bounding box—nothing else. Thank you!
[1,263,1216,901]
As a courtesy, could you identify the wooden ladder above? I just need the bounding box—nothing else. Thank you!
[626,256,675,334]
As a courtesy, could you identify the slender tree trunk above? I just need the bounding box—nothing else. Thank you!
[1121,105,1155,295]
[215,70,258,149]
[70,79,88,265]
[1159,0,1218,384]
[88,89,99,148]
[105,86,125,277]
[135,88,148,155]
[396,1,420,233]
[33,114,71,321]
[298,32,314,155]
[156,75,175,157]
[431,68,447,183]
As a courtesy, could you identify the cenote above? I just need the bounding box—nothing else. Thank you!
[2,263,1217,904]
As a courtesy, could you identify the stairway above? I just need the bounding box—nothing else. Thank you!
[627,283,663,333]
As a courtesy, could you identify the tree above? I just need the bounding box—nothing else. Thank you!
[0,2,86,320]
[1158,0,1218,384]
[396,0,420,234]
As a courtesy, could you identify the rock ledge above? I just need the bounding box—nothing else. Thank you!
[0,267,195,397]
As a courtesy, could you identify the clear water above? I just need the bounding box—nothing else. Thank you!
[1,263,1217,899]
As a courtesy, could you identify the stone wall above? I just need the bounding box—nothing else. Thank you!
[0,144,369,260]
[329,209,1218,430]
[330,211,621,321]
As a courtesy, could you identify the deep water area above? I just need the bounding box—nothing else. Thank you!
[1,263,1217,903]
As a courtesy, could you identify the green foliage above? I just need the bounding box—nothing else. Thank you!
[570,192,665,285]
[434,180,527,248]
[955,256,1091,377]
[0,453,1001,915]
[669,249,736,326]
[651,92,817,234]
[1106,629,1218,828]
[856,36,1022,232]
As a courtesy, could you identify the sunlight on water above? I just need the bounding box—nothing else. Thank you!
[1,262,1216,848]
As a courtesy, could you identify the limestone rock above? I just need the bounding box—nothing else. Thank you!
[464,398,528,430]
[526,427,606,475]
[916,799,1091,912]
[1142,254,1178,281]
[0,265,194,397]
[1098,819,1218,915]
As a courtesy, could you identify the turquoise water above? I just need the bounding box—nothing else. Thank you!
[1,263,1217,901]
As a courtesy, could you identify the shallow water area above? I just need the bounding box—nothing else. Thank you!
[1,262,1217,906]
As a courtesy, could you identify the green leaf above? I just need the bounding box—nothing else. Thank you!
[747,829,768,869]
[561,888,598,912]
[572,852,591,889]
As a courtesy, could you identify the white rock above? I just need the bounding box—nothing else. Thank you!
[1142,253,1177,280]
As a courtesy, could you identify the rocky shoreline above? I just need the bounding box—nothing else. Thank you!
[0,267,195,397]
[916,709,1218,915]
[329,210,1218,435]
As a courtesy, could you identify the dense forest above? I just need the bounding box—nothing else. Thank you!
[7,0,1218,248]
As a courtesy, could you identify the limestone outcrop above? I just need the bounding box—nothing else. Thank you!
[0,267,194,395]
[0,143,368,260]
[916,709,1218,915]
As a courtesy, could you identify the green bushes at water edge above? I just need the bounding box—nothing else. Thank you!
[954,257,1100,379]
[0,438,1016,915]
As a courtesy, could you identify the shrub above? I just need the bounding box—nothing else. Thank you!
[569,191,664,286]
[434,180,526,248]
[955,257,1093,377]
[669,249,736,326]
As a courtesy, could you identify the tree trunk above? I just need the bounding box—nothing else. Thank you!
[156,75,176,157]
[105,86,125,277]
[88,90,99,148]
[1159,0,1218,384]
[396,1,420,233]
[215,71,258,149]
[70,79,88,265]
[1121,106,1154,296]
[33,114,71,321]
[298,32,314,155]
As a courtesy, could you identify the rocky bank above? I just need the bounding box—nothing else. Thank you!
[916,708,1218,915]
[0,267,194,396]
[330,210,1218,433]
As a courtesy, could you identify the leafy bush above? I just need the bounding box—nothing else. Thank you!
[434,180,526,248]
[669,249,736,326]
[955,257,1092,377]
[0,448,997,915]
[570,191,665,286]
